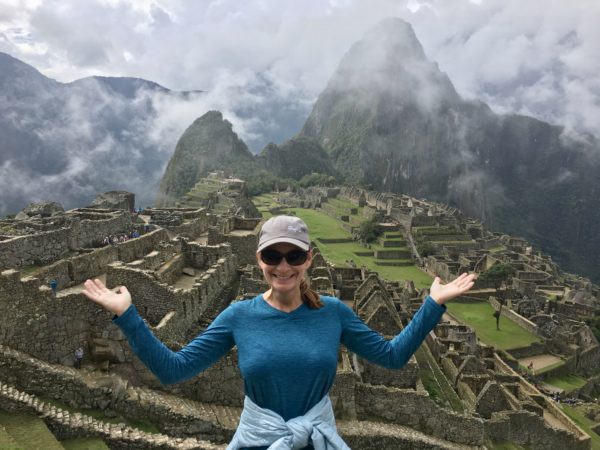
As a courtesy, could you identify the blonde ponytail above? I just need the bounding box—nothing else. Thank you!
[300,278,323,309]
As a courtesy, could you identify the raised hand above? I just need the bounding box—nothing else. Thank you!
[429,273,475,305]
[82,278,132,316]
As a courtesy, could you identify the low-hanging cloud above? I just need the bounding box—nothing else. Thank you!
[0,0,599,216]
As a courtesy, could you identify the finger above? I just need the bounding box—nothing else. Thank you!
[93,278,109,292]
[84,279,102,296]
[118,286,129,295]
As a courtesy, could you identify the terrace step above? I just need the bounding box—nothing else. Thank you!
[374,260,414,267]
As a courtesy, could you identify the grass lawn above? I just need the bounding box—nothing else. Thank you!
[285,208,433,289]
[286,208,352,239]
[446,302,541,350]
[0,411,65,450]
[561,405,600,449]
[545,374,588,392]
[61,438,111,450]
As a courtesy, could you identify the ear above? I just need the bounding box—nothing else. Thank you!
[306,248,314,266]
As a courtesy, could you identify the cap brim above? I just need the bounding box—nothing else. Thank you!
[257,237,310,253]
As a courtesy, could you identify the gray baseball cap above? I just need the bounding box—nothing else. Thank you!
[257,215,310,252]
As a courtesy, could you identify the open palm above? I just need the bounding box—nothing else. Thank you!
[82,279,131,316]
[429,273,475,305]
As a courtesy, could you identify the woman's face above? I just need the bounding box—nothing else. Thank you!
[257,242,313,296]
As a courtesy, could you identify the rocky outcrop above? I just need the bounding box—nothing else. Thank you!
[89,191,135,211]
[155,111,256,207]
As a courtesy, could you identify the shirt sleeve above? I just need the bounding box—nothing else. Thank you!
[339,296,445,369]
[112,303,236,384]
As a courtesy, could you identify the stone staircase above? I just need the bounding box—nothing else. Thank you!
[0,382,225,450]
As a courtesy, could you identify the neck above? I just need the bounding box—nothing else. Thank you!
[264,288,303,312]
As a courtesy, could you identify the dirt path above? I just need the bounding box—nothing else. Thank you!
[518,354,562,372]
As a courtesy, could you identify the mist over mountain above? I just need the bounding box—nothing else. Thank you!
[155,111,256,207]
[0,52,308,216]
[301,18,600,281]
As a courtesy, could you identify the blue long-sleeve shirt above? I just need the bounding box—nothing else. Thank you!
[113,295,445,447]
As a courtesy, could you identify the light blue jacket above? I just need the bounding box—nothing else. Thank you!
[227,395,350,450]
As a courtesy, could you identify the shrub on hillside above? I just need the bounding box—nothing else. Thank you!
[357,218,382,243]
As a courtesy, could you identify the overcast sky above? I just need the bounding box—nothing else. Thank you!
[1,0,599,144]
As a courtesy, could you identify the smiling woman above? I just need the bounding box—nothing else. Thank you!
[81,215,475,450]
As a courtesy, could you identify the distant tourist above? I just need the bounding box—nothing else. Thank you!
[82,215,475,449]
[143,224,150,233]
[74,347,84,369]
[49,279,58,298]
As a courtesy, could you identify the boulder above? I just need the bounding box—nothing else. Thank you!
[89,191,135,211]
[20,201,64,218]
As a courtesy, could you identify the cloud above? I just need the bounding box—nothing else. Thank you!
[407,0,600,138]
[0,0,599,216]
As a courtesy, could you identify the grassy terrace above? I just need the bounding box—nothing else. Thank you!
[446,301,541,350]
[561,405,600,449]
[284,207,433,289]
[544,374,588,393]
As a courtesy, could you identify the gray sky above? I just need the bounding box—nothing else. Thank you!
[2,0,599,144]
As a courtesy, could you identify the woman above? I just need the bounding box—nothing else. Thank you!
[82,215,474,449]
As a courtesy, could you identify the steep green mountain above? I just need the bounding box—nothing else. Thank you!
[301,18,600,281]
[0,51,199,214]
[155,111,257,206]
[257,137,336,180]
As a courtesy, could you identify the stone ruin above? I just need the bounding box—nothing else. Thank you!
[0,179,597,449]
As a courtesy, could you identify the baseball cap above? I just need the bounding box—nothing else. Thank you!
[257,215,310,252]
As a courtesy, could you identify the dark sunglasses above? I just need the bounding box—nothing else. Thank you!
[260,248,309,266]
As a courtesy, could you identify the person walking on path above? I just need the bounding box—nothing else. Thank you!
[74,347,84,369]
[82,215,475,449]
[49,279,58,298]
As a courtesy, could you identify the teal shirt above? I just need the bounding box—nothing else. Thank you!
[113,295,445,447]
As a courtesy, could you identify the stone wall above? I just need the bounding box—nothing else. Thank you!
[185,242,233,270]
[354,383,485,446]
[116,228,172,263]
[485,410,590,450]
[488,297,539,336]
[0,212,133,270]
[225,234,257,266]
[0,228,70,268]
[68,212,133,249]
[0,269,117,365]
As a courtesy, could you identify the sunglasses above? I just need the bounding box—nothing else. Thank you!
[260,248,309,266]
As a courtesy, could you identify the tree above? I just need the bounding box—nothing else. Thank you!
[478,263,516,330]
[356,217,382,243]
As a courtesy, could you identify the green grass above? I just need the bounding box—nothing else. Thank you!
[289,209,432,288]
[545,374,588,392]
[249,198,433,288]
[446,302,541,350]
[286,208,352,239]
[0,411,65,450]
[61,438,111,450]
[561,404,600,449]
